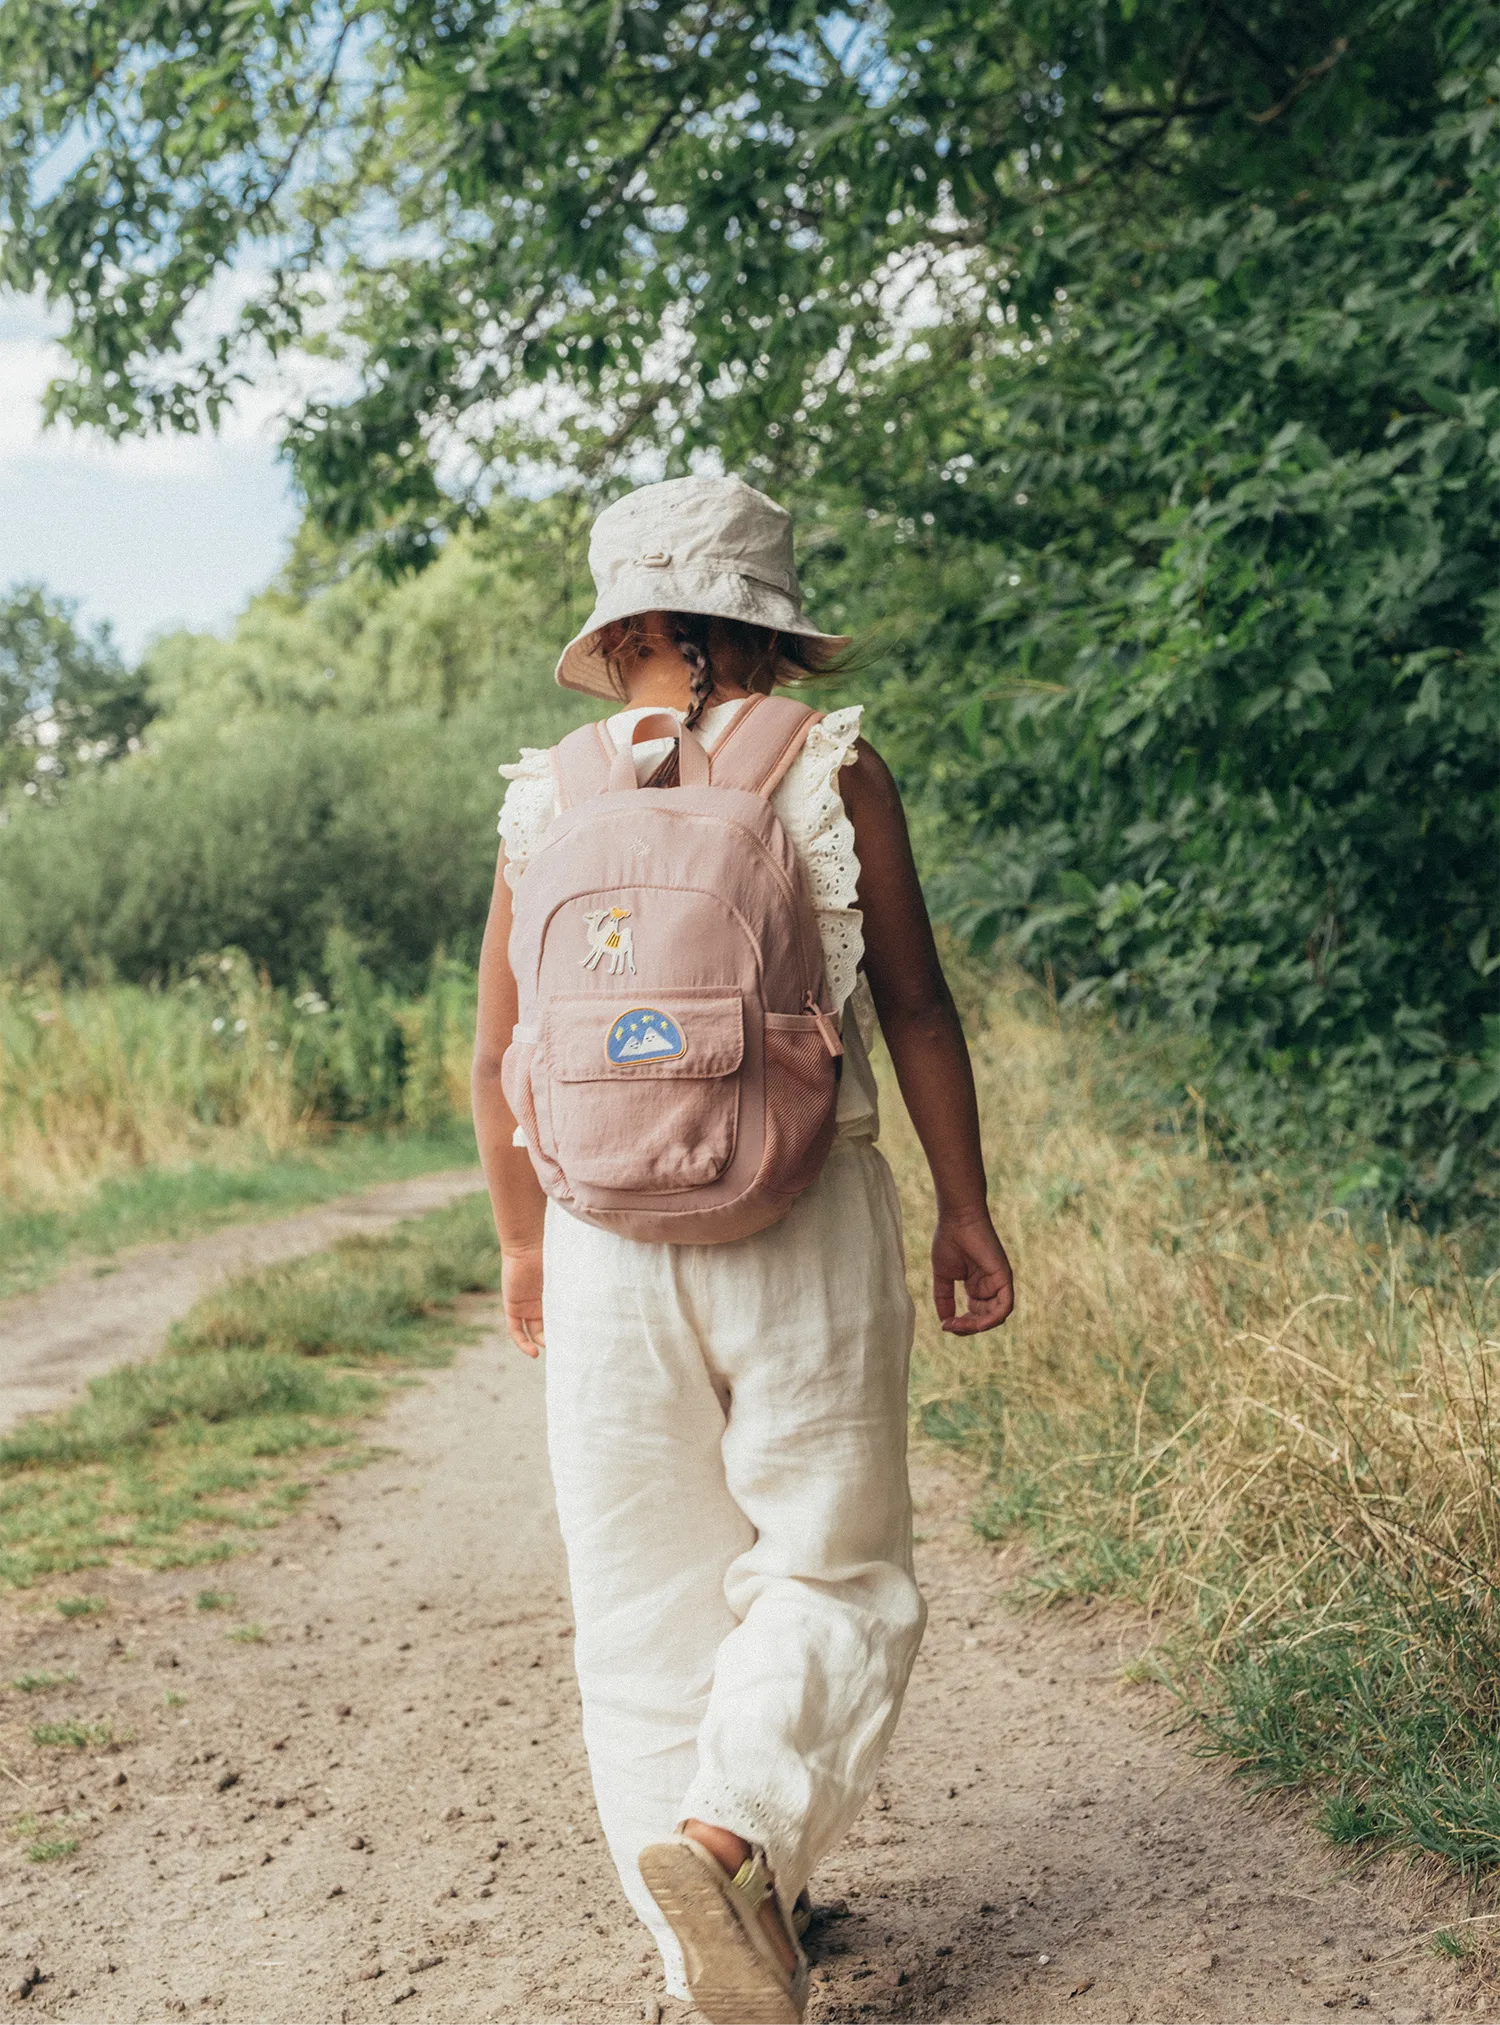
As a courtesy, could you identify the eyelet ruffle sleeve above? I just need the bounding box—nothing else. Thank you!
[769,703,865,1017]
[497,748,558,891]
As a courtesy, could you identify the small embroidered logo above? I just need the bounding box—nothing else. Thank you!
[606,1009,686,1065]
[581,906,636,975]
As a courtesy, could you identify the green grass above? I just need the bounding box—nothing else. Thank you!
[226,1623,268,1644]
[890,970,1500,1888]
[0,1121,478,1301]
[195,1588,235,1611]
[0,1192,500,1587]
[54,1596,105,1617]
[30,1719,113,1750]
[1188,1616,1500,1877]
[27,1835,78,1862]
[8,1671,77,1693]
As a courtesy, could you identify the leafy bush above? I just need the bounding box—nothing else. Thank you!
[141,510,592,732]
[833,15,1500,1207]
[0,505,595,988]
[0,709,503,985]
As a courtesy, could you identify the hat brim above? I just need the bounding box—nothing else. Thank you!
[554,565,850,699]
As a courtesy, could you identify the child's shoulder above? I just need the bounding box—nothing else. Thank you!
[815,715,901,827]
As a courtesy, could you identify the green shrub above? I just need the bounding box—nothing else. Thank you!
[842,35,1500,1209]
[0,709,507,986]
[0,507,595,986]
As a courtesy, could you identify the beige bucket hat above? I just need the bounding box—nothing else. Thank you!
[555,475,850,700]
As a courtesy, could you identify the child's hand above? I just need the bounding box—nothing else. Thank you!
[932,1213,1014,1334]
[502,1244,546,1357]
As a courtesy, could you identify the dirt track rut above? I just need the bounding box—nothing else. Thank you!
[0,1169,485,1433]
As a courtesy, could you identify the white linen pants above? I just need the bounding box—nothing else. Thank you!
[542,1137,926,1991]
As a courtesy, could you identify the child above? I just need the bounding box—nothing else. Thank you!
[472,476,1013,2023]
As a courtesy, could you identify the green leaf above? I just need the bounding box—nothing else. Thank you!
[1453,1063,1500,1115]
[1055,871,1099,908]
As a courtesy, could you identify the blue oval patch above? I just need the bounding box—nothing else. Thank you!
[606,1008,686,1065]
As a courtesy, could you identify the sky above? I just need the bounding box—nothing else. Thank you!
[0,294,302,661]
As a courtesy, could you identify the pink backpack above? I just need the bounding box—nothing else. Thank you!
[502,694,845,1244]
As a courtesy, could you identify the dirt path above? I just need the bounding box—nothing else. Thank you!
[0,1169,485,1433]
[0,1309,1471,2025]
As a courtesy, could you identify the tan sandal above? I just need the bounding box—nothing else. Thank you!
[638,1834,810,2025]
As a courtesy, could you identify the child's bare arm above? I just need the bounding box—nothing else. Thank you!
[840,740,1015,1335]
[472,849,549,1356]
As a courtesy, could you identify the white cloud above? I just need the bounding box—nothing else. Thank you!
[0,292,303,656]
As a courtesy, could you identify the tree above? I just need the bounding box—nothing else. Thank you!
[0,584,154,795]
[2,0,1495,1192]
[1,1,1464,549]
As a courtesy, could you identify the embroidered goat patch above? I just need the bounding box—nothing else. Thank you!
[581,906,636,975]
[606,1010,686,1065]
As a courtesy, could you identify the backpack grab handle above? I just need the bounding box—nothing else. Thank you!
[608,712,711,791]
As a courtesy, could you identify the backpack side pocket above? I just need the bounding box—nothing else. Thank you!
[760,1011,840,1200]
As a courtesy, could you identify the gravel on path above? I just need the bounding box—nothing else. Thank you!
[0,1168,485,1434]
[0,1314,1472,2024]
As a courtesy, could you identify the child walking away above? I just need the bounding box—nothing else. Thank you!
[472,477,1014,2023]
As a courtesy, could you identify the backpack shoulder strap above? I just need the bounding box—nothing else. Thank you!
[551,720,616,810]
[708,694,825,799]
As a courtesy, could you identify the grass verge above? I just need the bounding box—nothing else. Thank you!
[0,1192,500,1587]
[0,1120,479,1301]
[884,965,1500,1882]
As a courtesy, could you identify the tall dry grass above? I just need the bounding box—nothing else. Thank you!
[882,967,1500,1875]
[1,960,303,1207]
[0,950,475,1213]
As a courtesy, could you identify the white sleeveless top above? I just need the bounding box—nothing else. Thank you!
[498,699,880,1137]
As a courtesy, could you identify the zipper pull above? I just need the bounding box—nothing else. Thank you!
[803,993,844,1058]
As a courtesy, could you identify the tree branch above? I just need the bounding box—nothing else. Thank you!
[1099,95,1231,124]
[585,96,687,230]
[249,15,355,228]
[1249,38,1349,125]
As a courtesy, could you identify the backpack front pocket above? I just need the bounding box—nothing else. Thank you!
[540,990,744,1193]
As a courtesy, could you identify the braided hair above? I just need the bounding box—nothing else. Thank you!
[643,615,717,786]
[677,630,717,731]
